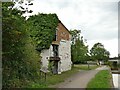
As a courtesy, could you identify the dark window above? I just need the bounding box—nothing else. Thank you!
[53,29,58,41]
[53,45,59,57]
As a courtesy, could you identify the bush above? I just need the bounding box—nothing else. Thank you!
[2,2,59,88]
[2,2,40,87]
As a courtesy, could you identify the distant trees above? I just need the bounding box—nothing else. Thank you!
[90,42,110,64]
[70,30,89,64]
[70,30,110,65]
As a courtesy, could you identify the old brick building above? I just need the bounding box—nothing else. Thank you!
[40,20,72,74]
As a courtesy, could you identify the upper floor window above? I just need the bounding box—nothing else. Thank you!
[53,28,58,41]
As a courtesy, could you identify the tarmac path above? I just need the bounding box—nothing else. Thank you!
[51,65,109,88]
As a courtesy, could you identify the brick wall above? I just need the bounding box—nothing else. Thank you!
[56,22,70,42]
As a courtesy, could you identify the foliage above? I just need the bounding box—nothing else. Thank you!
[2,2,40,88]
[48,61,54,73]
[106,61,113,67]
[12,0,33,14]
[28,64,98,88]
[90,42,110,62]
[70,30,89,64]
[108,61,119,70]
[87,70,112,88]
[27,13,59,51]
[2,1,59,88]
[70,29,81,44]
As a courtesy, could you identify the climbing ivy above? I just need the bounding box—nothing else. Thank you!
[2,2,59,88]
[27,13,59,51]
[2,2,30,87]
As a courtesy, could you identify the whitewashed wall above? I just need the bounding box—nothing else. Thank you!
[59,39,72,72]
[41,40,72,73]
[41,49,49,69]
[40,45,54,69]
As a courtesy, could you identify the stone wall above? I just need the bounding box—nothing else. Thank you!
[40,49,50,69]
[40,39,72,73]
[59,39,72,72]
[40,21,72,73]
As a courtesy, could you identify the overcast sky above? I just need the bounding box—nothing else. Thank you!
[23,0,119,57]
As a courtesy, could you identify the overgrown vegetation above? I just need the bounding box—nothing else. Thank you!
[87,70,112,89]
[2,2,40,87]
[27,14,59,51]
[108,61,120,70]
[26,66,79,88]
[26,64,99,88]
[2,1,111,88]
[2,2,59,88]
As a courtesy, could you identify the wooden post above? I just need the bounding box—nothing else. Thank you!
[40,67,48,84]
[40,70,42,84]
[87,61,91,70]
[88,63,90,70]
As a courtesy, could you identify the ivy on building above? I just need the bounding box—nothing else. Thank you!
[27,14,59,52]
[2,2,59,88]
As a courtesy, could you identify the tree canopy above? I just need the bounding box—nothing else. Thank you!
[90,42,110,62]
[2,2,42,87]
[70,30,89,64]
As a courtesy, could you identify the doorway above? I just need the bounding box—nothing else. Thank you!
[49,61,58,74]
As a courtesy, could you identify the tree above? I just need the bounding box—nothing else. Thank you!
[90,42,110,64]
[70,30,89,64]
[70,29,80,44]
[2,2,40,87]
[12,0,33,14]
[2,1,59,88]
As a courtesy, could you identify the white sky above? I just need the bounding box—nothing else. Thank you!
[23,0,119,57]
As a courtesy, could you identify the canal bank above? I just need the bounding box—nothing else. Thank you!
[112,73,120,89]
[111,69,120,89]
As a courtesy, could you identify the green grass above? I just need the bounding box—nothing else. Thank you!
[87,70,112,89]
[27,64,99,88]
[46,64,99,87]
[27,67,79,88]
[47,67,79,85]
[74,64,99,70]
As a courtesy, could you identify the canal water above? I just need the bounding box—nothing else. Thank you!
[112,74,120,89]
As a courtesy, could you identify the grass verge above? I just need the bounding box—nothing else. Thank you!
[87,70,112,89]
[74,64,99,70]
[27,64,99,88]
[27,67,79,88]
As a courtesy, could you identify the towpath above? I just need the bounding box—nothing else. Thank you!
[50,65,109,88]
